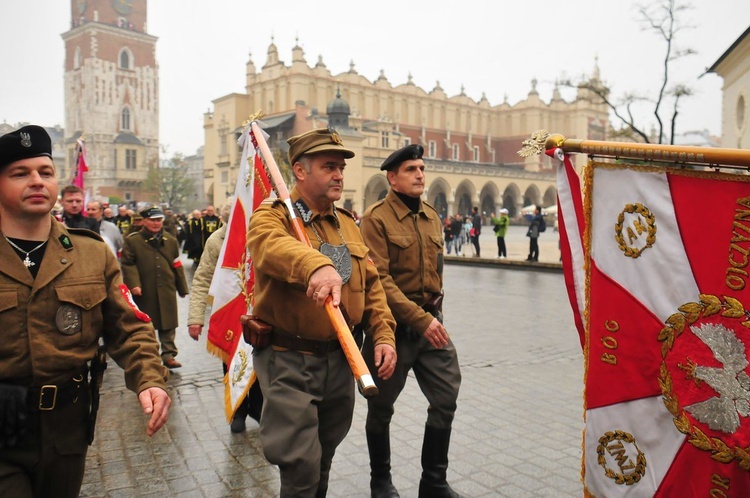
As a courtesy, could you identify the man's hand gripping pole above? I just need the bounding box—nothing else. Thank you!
[249,122,378,397]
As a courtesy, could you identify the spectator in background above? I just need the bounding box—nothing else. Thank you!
[470,206,481,258]
[443,216,455,255]
[184,209,204,265]
[60,185,99,234]
[450,214,463,256]
[87,200,123,258]
[491,208,510,259]
[114,205,132,234]
[103,206,115,223]
[526,205,544,262]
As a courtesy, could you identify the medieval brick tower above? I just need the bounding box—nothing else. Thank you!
[62,0,158,204]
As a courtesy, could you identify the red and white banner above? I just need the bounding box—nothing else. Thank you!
[207,123,272,421]
[551,152,750,496]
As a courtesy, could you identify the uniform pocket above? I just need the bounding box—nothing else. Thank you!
[0,287,21,358]
[386,230,417,269]
[346,242,368,293]
[54,281,107,348]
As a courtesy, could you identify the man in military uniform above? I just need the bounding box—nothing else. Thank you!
[0,125,171,496]
[244,128,397,497]
[121,206,189,369]
[360,144,463,498]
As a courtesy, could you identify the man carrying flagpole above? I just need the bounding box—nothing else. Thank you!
[245,127,397,497]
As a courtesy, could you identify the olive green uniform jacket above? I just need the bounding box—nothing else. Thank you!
[0,220,168,454]
[360,190,444,334]
[121,229,188,330]
[247,188,395,348]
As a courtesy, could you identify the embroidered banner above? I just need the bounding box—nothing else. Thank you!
[207,124,272,421]
[551,153,750,496]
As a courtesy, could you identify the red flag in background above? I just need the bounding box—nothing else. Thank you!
[73,138,88,190]
[207,123,272,421]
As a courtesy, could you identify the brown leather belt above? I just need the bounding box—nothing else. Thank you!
[28,374,86,411]
[271,331,341,356]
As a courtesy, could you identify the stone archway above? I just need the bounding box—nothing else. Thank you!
[427,176,451,218]
[523,184,542,208]
[479,181,500,220]
[454,179,476,218]
[503,183,522,218]
[364,174,389,211]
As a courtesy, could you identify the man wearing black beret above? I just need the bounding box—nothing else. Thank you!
[0,125,171,495]
[361,144,463,497]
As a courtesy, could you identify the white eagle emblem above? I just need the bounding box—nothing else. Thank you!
[682,323,750,434]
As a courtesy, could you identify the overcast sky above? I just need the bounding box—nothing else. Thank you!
[1,0,748,155]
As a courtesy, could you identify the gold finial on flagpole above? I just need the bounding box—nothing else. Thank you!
[242,110,264,128]
[517,129,550,157]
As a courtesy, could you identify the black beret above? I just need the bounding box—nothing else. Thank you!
[380,144,424,171]
[140,205,165,219]
[287,127,355,166]
[0,125,52,170]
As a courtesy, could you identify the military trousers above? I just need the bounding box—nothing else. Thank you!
[0,392,89,497]
[363,328,461,431]
[253,346,355,498]
[156,328,178,361]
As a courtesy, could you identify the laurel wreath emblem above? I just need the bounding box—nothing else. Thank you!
[614,203,657,259]
[658,294,750,471]
[230,348,249,386]
[596,430,647,485]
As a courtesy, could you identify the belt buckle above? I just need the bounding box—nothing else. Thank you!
[39,385,58,411]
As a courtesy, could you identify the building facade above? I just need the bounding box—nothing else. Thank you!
[708,25,750,149]
[204,41,609,219]
[62,0,159,204]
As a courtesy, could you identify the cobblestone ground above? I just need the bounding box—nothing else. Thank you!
[81,233,584,497]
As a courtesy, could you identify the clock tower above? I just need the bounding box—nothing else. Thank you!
[62,0,158,204]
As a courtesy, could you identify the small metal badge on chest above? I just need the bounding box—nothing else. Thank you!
[56,304,82,335]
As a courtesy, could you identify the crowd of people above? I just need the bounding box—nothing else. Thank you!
[0,124,489,497]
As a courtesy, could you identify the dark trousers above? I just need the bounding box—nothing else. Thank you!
[253,347,354,498]
[471,235,480,256]
[496,236,506,257]
[0,396,89,497]
[528,238,539,261]
[362,328,461,432]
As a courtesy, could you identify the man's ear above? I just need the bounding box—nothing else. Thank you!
[386,169,396,187]
[292,162,306,182]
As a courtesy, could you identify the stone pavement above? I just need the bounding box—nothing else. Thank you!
[80,231,583,497]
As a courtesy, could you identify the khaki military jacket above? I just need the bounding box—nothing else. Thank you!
[247,187,395,348]
[121,228,188,330]
[360,189,444,334]
[0,218,168,391]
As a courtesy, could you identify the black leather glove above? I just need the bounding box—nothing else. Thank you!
[0,384,29,450]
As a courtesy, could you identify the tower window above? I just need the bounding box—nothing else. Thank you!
[452,143,459,161]
[121,107,131,131]
[126,149,137,170]
[118,48,132,70]
[473,145,480,162]
[428,141,436,158]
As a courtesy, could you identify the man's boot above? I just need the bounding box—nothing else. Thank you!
[366,429,400,498]
[418,425,462,498]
